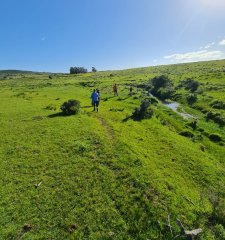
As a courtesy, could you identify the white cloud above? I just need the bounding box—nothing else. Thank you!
[204,42,215,49]
[199,42,215,50]
[219,39,225,45]
[164,50,225,63]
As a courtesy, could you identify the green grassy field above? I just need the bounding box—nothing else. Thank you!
[0,60,225,239]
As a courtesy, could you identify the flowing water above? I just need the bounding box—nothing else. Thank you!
[163,101,195,119]
[149,92,195,119]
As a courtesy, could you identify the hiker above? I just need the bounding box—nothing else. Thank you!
[129,85,133,93]
[91,89,95,106]
[90,89,99,112]
[113,84,118,96]
[96,89,100,101]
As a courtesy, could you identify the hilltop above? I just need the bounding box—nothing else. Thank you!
[0,59,224,239]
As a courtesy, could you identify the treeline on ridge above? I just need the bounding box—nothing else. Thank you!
[70,66,97,74]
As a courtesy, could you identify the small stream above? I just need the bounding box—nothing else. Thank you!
[163,101,195,120]
[149,93,195,119]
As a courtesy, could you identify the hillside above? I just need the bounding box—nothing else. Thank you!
[0,70,54,80]
[0,60,224,239]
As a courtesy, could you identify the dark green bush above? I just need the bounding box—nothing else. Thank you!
[180,78,200,92]
[187,120,198,130]
[60,99,80,115]
[186,94,197,105]
[210,100,225,110]
[149,96,159,104]
[205,111,225,127]
[149,75,175,100]
[157,87,175,101]
[179,130,194,138]
[132,100,154,120]
[209,133,222,142]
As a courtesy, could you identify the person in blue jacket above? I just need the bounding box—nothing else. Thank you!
[90,89,99,112]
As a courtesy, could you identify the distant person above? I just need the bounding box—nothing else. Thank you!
[91,89,95,106]
[113,84,118,96]
[90,89,99,112]
[129,85,133,93]
[96,89,100,101]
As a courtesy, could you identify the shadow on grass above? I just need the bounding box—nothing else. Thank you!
[47,112,69,118]
[122,115,132,122]
[81,105,92,109]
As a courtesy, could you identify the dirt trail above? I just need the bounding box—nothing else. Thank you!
[97,116,114,142]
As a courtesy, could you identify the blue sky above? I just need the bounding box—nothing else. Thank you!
[1,0,225,72]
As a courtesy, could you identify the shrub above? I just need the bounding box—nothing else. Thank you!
[187,120,198,130]
[179,130,194,138]
[60,99,80,115]
[150,75,172,89]
[213,224,225,239]
[132,100,154,120]
[149,75,175,100]
[149,96,159,104]
[209,133,222,142]
[45,104,56,111]
[199,144,206,152]
[186,94,197,105]
[210,100,225,110]
[208,193,225,226]
[180,78,200,92]
[157,87,175,101]
[205,111,225,127]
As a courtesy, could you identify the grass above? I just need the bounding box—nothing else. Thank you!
[0,60,225,239]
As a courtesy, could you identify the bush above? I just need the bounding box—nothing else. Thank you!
[149,75,175,100]
[205,111,225,127]
[60,99,80,115]
[179,130,194,138]
[45,104,56,111]
[150,75,172,89]
[132,100,154,120]
[149,96,159,104]
[187,120,198,130]
[209,133,222,142]
[186,94,197,105]
[210,100,225,110]
[214,224,225,239]
[157,87,175,101]
[180,78,200,92]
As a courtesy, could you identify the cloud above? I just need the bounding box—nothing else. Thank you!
[219,39,225,45]
[204,42,215,49]
[164,50,225,63]
[199,42,215,50]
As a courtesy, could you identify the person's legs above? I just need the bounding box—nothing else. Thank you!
[93,102,96,111]
[96,101,99,112]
